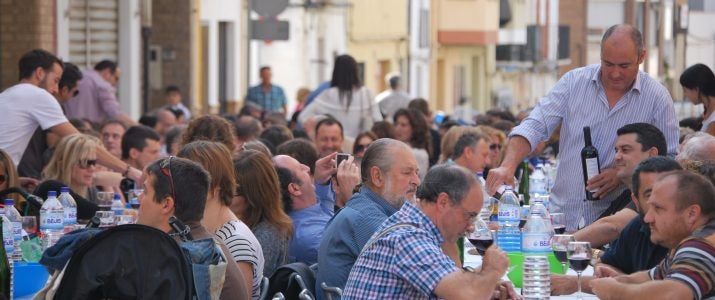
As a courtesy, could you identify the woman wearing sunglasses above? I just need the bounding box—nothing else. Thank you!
[35,134,100,221]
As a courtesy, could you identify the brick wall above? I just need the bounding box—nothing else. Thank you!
[0,0,56,90]
[558,0,587,77]
[149,0,192,111]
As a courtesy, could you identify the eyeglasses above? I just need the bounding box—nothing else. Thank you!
[355,143,371,153]
[0,174,6,184]
[72,89,79,97]
[160,156,177,201]
[78,159,98,169]
[489,143,502,151]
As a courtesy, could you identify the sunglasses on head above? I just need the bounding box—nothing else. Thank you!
[78,159,98,169]
[160,156,177,201]
[490,143,502,151]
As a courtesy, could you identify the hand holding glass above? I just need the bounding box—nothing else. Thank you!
[467,218,494,256]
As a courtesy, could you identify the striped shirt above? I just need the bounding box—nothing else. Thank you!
[343,201,458,299]
[510,64,679,230]
[650,219,715,300]
[215,220,265,300]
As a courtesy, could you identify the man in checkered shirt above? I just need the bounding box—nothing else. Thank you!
[343,164,519,299]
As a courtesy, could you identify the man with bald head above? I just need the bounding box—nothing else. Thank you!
[487,24,679,230]
[315,138,421,299]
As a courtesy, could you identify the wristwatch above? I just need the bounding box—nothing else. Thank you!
[591,249,603,266]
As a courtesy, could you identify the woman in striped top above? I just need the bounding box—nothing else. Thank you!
[178,141,265,300]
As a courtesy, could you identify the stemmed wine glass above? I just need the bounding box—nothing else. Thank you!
[552,234,575,273]
[467,218,494,256]
[567,241,592,300]
[551,213,566,234]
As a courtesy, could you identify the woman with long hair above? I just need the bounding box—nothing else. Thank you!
[178,141,264,300]
[0,149,24,213]
[680,63,715,135]
[393,108,431,179]
[298,54,383,138]
[36,134,100,220]
[232,150,293,277]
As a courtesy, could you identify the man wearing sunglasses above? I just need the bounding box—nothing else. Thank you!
[0,49,143,183]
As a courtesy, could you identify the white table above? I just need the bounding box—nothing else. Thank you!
[463,244,599,299]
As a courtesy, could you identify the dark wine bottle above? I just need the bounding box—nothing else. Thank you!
[518,159,530,205]
[581,126,601,200]
[0,220,10,299]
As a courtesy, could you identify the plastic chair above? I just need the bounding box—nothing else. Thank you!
[320,282,343,300]
[272,292,286,300]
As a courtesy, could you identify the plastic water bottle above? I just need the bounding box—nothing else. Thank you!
[496,186,521,252]
[0,208,14,258]
[0,210,13,297]
[40,191,64,250]
[111,193,124,216]
[3,199,23,262]
[529,164,548,198]
[521,201,554,299]
[58,187,77,233]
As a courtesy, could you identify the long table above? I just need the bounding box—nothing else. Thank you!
[463,244,599,299]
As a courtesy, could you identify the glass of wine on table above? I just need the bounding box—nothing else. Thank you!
[467,218,494,256]
[550,212,566,234]
[552,234,575,273]
[567,241,592,300]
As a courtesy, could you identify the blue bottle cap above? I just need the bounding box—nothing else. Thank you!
[60,186,70,193]
[3,199,13,205]
[48,191,57,197]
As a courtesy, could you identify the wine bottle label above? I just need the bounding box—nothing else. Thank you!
[585,157,600,193]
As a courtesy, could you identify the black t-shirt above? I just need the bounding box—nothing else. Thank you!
[600,215,668,274]
[17,127,52,180]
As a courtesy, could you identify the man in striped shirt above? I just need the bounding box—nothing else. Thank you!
[487,24,679,230]
[591,170,715,300]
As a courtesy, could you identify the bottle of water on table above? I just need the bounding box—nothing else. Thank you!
[521,202,553,299]
[58,186,77,233]
[3,199,23,262]
[40,191,64,250]
[496,186,521,252]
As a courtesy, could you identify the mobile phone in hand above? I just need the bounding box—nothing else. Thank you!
[336,153,350,168]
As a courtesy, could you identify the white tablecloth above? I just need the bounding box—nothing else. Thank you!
[463,243,599,299]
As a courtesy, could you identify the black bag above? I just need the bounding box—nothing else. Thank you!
[53,224,193,299]
[267,262,316,300]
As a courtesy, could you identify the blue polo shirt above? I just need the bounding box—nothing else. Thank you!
[245,84,287,113]
[600,215,668,274]
[314,186,400,300]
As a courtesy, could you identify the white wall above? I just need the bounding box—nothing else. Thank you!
[249,4,348,116]
[201,0,243,109]
[686,11,715,71]
[118,0,142,120]
[408,0,430,99]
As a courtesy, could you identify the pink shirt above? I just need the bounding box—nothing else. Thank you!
[63,69,121,123]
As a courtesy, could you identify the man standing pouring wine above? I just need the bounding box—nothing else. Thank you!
[487,24,679,231]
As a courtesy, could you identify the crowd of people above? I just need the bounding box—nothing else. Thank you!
[0,23,714,299]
